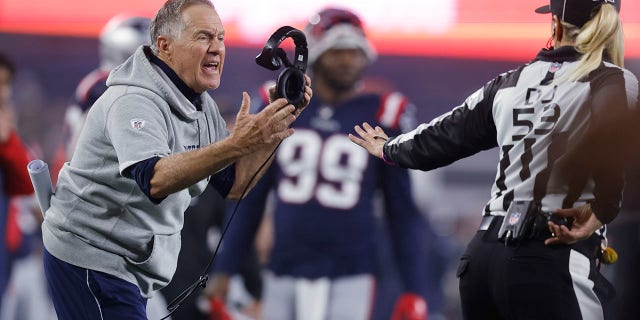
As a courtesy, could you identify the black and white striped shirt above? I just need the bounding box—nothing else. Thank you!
[384,46,639,224]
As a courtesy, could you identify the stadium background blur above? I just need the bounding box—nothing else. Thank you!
[1,0,639,319]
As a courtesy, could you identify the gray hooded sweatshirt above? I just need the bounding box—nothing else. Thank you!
[42,46,230,297]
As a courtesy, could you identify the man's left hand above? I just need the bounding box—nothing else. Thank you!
[268,74,313,117]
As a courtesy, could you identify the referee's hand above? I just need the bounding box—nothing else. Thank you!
[544,204,603,245]
[349,122,388,160]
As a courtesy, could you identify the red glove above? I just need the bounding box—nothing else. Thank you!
[391,293,428,320]
[209,298,231,320]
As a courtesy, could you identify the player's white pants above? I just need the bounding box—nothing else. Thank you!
[261,272,375,320]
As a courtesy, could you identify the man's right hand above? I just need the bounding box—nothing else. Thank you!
[230,92,297,153]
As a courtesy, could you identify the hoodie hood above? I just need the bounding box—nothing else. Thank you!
[106,45,205,121]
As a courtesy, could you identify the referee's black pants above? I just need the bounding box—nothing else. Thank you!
[457,215,615,320]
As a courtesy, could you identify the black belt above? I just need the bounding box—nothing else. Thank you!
[479,214,558,242]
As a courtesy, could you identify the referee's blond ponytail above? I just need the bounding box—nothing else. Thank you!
[560,4,624,83]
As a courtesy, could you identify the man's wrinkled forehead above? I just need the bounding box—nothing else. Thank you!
[180,3,223,33]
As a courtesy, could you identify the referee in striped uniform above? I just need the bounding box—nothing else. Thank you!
[350,0,639,319]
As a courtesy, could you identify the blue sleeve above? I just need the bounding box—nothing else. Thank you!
[210,164,236,199]
[78,80,108,112]
[379,155,430,299]
[214,89,273,273]
[127,156,166,204]
[213,163,274,274]
[128,158,234,203]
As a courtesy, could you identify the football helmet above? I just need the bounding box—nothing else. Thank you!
[304,7,376,65]
[99,15,151,70]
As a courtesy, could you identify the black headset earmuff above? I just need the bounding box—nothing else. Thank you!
[256,26,308,108]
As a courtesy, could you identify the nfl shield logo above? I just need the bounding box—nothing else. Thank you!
[131,119,145,130]
[549,62,561,73]
[509,212,522,226]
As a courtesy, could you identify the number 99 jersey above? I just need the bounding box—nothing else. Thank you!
[216,81,429,296]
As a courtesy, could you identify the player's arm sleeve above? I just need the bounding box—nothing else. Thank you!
[213,164,274,274]
[210,163,236,199]
[0,130,34,195]
[578,68,639,224]
[213,93,272,274]
[382,76,509,171]
[381,162,430,298]
[374,96,429,298]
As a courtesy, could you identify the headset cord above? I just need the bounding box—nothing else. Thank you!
[160,141,282,320]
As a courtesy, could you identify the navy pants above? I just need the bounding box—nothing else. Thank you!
[43,249,147,320]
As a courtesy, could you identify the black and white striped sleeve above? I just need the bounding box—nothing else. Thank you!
[381,70,523,171]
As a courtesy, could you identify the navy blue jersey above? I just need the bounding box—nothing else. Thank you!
[216,84,429,297]
[53,68,111,173]
[72,68,110,112]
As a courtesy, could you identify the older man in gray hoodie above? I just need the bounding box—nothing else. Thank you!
[41,1,311,319]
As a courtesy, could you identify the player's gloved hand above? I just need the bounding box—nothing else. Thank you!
[391,293,428,320]
[209,297,231,320]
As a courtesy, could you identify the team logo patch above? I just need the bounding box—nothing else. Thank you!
[549,62,562,73]
[131,119,146,130]
[508,212,522,226]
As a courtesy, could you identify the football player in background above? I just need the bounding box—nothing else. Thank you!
[52,14,152,176]
[211,7,441,320]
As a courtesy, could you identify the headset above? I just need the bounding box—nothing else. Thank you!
[256,26,308,108]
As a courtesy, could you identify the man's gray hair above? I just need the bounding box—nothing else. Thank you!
[150,0,215,53]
